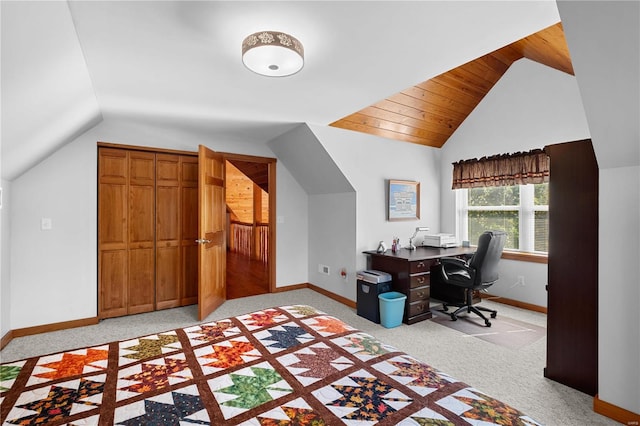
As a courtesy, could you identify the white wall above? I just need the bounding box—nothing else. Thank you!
[0,180,10,337]
[439,58,591,308]
[267,124,355,299]
[274,164,309,287]
[308,192,357,299]
[309,124,442,280]
[11,139,97,328]
[598,165,640,413]
[8,117,309,329]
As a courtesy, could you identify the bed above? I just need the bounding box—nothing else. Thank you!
[0,305,542,425]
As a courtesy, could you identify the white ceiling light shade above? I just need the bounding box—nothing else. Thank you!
[242,31,304,77]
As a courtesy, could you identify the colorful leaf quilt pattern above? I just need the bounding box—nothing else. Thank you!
[0,305,543,425]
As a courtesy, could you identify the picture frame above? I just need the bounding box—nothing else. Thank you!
[388,179,420,221]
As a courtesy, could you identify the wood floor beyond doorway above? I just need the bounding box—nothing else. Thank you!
[226,250,269,299]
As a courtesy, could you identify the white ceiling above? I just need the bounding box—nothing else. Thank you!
[1,1,566,180]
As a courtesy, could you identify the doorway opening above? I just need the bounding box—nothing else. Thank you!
[224,157,272,299]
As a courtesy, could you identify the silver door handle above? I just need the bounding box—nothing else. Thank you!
[195,239,211,244]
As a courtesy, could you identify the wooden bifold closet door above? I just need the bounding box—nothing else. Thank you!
[98,146,198,319]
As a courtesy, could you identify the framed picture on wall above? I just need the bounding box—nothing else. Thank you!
[388,179,420,221]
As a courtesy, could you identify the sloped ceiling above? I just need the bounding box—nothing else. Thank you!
[1,1,564,181]
[1,1,102,181]
[228,159,268,193]
[330,23,574,147]
[556,0,639,169]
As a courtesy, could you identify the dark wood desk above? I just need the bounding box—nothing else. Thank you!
[363,246,476,324]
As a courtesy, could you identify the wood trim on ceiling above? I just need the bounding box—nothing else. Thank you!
[330,23,573,148]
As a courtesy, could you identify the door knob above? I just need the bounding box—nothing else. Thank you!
[195,239,212,244]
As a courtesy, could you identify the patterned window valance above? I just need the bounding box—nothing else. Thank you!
[452,148,549,189]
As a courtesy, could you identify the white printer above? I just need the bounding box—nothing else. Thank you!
[423,233,457,248]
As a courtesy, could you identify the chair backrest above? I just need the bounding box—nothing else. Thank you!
[469,230,507,286]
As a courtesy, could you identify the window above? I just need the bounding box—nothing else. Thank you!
[456,183,548,253]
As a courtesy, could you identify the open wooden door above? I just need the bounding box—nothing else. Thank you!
[197,145,226,320]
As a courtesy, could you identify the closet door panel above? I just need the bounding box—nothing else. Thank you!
[182,245,198,305]
[157,186,179,240]
[156,246,180,310]
[99,148,127,184]
[129,185,155,247]
[129,152,155,185]
[128,248,155,314]
[156,154,181,309]
[128,152,155,313]
[98,184,127,250]
[157,154,180,183]
[99,250,128,318]
[98,148,128,318]
[181,156,199,305]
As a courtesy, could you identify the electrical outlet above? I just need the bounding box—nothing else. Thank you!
[340,268,347,280]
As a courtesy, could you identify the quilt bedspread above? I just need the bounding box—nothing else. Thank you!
[0,305,542,425]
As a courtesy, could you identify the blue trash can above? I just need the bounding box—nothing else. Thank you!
[378,291,407,328]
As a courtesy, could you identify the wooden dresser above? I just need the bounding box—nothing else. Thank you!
[364,246,475,324]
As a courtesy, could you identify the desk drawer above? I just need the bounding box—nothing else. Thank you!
[409,273,430,288]
[409,259,436,274]
[408,300,430,317]
[409,285,429,302]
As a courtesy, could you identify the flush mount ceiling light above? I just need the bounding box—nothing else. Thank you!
[242,31,304,77]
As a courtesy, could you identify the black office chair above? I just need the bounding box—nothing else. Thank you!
[440,230,507,327]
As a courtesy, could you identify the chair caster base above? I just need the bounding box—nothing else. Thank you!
[490,312,497,318]
[485,320,491,327]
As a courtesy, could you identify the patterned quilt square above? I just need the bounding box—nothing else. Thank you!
[208,361,294,420]
[277,342,353,386]
[118,331,182,366]
[236,308,289,330]
[114,384,210,425]
[312,368,413,424]
[116,353,193,402]
[252,322,315,353]
[437,387,544,425]
[0,360,26,393]
[301,315,356,336]
[193,336,262,376]
[372,354,458,396]
[2,374,106,425]
[278,305,326,318]
[238,396,326,426]
[331,332,396,361]
[401,406,455,425]
[183,319,241,348]
[26,345,110,387]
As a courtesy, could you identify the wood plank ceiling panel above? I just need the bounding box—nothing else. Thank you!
[227,160,269,193]
[330,23,573,148]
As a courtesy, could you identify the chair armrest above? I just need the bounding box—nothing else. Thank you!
[440,257,467,267]
[440,257,476,287]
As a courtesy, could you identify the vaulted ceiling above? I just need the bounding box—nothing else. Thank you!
[330,23,574,147]
[1,1,567,181]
